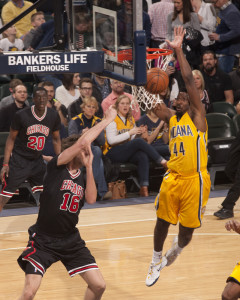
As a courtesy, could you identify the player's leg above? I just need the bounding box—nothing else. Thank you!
[222,281,240,300]
[81,269,106,300]
[0,195,10,212]
[146,173,178,286]
[17,274,42,300]
[164,224,194,267]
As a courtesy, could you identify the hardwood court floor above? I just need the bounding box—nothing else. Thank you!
[0,196,240,300]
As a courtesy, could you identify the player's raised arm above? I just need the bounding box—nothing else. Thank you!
[57,106,117,166]
[166,26,206,132]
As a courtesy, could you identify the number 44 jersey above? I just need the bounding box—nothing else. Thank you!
[11,106,61,159]
[36,156,86,237]
[167,112,208,176]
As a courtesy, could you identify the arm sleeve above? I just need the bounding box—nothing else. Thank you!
[190,13,201,32]
[106,121,131,145]
[166,13,173,41]
[201,4,216,31]
[68,119,80,136]
[218,11,240,42]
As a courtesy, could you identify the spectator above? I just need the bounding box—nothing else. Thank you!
[68,77,104,119]
[1,0,37,38]
[229,65,240,113]
[55,73,81,109]
[209,0,240,73]
[191,0,216,51]
[0,25,24,51]
[101,79,141,121]
[37,82,68,162]
[192,69,211,113]
[166,0,201,68]
[68,96,111,201]
[103,94,167,197]
[0,87,61,211]
[213,130,240,219]
[166,0,200,41]
[118,0,152,47]
[201,50,234,104]
[0,79,24,109]
[23,11,45,49]
[92,74,111,100]
[137,109,170,161]
[38,81,68,127]
[0,84,28,132]
[148,0,174,48]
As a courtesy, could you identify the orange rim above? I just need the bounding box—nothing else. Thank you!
[103,48,173,62]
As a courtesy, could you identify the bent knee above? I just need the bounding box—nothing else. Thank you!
[22,289,37,300]
[92,280,106,296]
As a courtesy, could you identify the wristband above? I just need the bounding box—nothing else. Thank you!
[3,164,8,167]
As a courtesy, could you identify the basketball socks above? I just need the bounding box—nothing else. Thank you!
[152,250,162,264]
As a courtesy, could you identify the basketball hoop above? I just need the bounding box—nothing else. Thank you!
[133,48,173,111]
[103,47,173,111]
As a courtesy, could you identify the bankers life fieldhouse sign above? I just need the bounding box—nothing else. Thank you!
[0,50,104,75]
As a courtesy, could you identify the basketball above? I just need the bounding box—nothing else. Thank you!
[145,68,169,94]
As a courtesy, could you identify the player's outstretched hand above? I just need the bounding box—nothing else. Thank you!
[81,145,93,169]
[166,26,185,49]
[105,105,117,122]
[225,220,240,234]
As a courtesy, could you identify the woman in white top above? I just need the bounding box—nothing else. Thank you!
[104,95,166,197]
[55,73,80,108]
[166,0,200,41]
[191,0,216,49]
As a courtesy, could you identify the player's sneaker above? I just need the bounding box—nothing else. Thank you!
[164,235,180,266]
[145,257,167,287]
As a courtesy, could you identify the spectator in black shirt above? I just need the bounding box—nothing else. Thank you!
[201,50,234,104]
[0,84,28,132]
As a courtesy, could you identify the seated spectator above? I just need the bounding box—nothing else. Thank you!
[201,50,234,104]
[38,81,68,127]
[55,73,80,109]
[23,11,45,49]
[0,84,28,132]
[137,108,170,162]
[0,25,24,51]
[68,77,103,119]
[192,69,211,113]
[208,0,240,73]
[191,0,216,52]
[92,74,111,100]
[1,0,37,38]
[104,95,167,197]
[101,79,141,121]
[68,96,112,201]
[0,79,25,109]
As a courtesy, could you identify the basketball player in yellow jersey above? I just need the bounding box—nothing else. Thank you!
[146,26,211,287]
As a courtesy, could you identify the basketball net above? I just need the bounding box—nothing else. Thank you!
[131,48,173,111]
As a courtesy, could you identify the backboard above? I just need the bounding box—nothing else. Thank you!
[0,0,146,86]
[68,0,146,86]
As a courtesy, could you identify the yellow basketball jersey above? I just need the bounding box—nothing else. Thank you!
[103,115,135,155]
[167,112,208,175]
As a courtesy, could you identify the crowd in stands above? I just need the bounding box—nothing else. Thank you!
[0,0,240,200]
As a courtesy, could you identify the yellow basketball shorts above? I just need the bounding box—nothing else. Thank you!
[155,170,211,228]
[227,262,240,284]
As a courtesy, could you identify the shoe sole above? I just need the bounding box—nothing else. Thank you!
[145,258,168,287]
